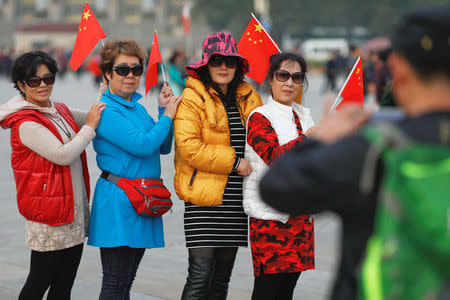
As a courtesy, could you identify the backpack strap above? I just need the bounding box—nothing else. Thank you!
[439,119,450,145]
[359,123,412,195]
[360,119,450,195]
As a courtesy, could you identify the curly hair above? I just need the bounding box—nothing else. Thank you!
[99,39,147,83]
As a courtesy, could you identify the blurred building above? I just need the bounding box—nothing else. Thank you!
[0,0,209,55]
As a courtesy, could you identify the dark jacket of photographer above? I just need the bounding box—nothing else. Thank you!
[259,111,450,300]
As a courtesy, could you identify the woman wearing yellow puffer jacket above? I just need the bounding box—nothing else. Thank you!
[174,32,262,299]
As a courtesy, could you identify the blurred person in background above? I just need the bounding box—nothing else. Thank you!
[363,51,378,97]
[0,48,15,77]
[53,47,69,79]
[322,51,339,94]
[174,32,262,299]
[87,39,181,300]
[0,50,105,300]
[375,47,393,103]
[345,45,362,75]
[243,52,316,300]
[167,47,187,96]
[259,5,450,300]
[86,51,103,86]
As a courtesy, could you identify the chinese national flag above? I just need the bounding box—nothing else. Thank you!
[145,31,163,95]
[69,2,106,72]
[237,16,280,84]
[331,57,364,111]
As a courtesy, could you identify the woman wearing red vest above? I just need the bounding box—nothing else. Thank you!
[0,51,105,299]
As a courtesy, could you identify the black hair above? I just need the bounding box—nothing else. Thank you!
[349,44,358,52]
[11,51,58,96]
[393,6,450,81]
[266,52,308,90]
[378,48,392,63]
[197,58,245,106]
[169,50,183,64]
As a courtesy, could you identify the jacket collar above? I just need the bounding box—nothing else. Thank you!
[185,76,254,131]
[267,96,295,117]
[0,94,59,125]
[102,87,142,107]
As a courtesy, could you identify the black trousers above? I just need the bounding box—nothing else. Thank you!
[18,243,83,300]
[181,247,238,300]
[99,246,145,300]
[251,272,302,300]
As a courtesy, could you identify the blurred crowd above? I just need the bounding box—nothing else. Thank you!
[321,43,393,107]
[2,40,394,105]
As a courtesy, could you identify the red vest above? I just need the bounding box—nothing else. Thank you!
[3,103,90,225]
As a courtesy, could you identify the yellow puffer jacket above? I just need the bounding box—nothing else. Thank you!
[174,77,262,206]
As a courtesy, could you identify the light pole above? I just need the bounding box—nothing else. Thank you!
[253,0,271,31]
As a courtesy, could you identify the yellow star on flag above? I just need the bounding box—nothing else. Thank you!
[83,10,91,21]
[254,24,263,33]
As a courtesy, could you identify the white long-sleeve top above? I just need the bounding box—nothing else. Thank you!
[1,95,96,251]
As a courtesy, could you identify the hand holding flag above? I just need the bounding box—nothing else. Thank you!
[69,2,106,72]
[237,14,280,84]
[330,57,364,112]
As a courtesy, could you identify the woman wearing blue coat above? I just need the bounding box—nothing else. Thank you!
[87,39,181,299]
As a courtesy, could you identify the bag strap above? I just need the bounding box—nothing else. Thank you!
[101,171,120,184]
[360,119,450,195]
[359,123,413,195]
[101,171,163,187]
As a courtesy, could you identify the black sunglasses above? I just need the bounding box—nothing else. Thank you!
[208,55,238,68]
[113,64,144,77]
[274,70,305,84]
[23,73,56,88]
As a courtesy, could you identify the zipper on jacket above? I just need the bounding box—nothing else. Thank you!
[237,90,252,128]
[189,169,197,187]
[43,184,47,191]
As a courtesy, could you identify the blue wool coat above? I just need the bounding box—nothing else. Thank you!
[87,89,173,248]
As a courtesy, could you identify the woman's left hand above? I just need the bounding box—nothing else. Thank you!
[159,82,175,107]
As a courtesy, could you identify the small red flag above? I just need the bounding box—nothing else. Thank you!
[69,2,106,72]
[146,31,163,95]
[181,2,191,34]
[237,16,280,84]
[331,57,364,111]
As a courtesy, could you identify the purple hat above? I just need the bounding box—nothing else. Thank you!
[186,32,250,79]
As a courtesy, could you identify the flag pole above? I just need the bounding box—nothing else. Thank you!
[155,29,167,83]
[329,56,361,113]
[250,12,281,53]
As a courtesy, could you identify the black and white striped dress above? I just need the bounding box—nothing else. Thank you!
[184,104,248,248]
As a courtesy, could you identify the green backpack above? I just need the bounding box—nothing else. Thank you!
[359,121,450,300]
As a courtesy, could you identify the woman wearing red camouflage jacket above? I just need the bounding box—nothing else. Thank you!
[243,52,316,300]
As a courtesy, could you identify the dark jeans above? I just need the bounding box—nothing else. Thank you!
[19,243,83,300]
[251,272,302,300]
[99,246,145,300]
